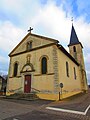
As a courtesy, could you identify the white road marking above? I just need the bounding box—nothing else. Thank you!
[85,105,90,115]
[46,105,90,115]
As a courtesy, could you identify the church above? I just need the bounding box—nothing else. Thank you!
[6,24,88,100]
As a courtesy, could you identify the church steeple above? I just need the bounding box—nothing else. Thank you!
[68,24,83,48]
[68,24,84,63]
[68,24,88,91]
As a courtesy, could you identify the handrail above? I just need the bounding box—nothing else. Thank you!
[7,87,40,93]
[31,87,40,92]
[7,87,22,93]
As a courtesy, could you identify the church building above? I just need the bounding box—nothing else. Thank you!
[6,25,88,100]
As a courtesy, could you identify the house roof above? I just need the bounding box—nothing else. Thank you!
[57,44,79,66]
[68,24,83,48]
[30,33,59,42]
[0,76,5,80]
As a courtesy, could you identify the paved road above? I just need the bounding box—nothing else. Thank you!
[0,99,52,120]
[0,89,90,120]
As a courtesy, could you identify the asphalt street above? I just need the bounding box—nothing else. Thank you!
[0,89,90,120]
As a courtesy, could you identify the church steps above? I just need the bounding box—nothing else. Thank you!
[6,92,39,101]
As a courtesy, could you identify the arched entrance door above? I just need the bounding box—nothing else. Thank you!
[21,63,35,93]
[24,75,31,93]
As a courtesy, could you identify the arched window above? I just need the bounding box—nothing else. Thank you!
[29,42,32,49]
[73,46,77,60]
[66,62,69,77]
[14,62,18,77]
[27,41,32,50]
[41,57,47,74]
[73,46,76,52]
[74,67,76,79]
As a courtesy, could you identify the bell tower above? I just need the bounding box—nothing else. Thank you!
[68,24,88,91]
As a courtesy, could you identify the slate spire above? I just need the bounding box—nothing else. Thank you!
[68,24,83,47]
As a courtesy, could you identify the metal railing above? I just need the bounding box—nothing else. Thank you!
[31,87,40,92]
[7,87,22,93]
[7,87,40,94]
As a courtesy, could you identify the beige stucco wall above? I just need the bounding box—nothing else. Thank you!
[7,44,83,100]
[69,44,85,69]
[69,44,88,91]
[7,77,22,91]
[7,46,55,94]
[57,48,82,98]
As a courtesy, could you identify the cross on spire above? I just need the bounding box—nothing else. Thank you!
[71,17,73,24]
[28,27,33,33]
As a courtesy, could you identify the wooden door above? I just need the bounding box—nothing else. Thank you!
[24,75,31,93]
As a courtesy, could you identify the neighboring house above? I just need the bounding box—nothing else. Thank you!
[6,24,88,100]
[0,75,7,95]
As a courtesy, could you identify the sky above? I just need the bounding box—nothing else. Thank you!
[0,0,90,84]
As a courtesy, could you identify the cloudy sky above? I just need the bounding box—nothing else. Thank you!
[0,0,90,84]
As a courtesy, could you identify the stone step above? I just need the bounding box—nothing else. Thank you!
[6,92,39,101]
